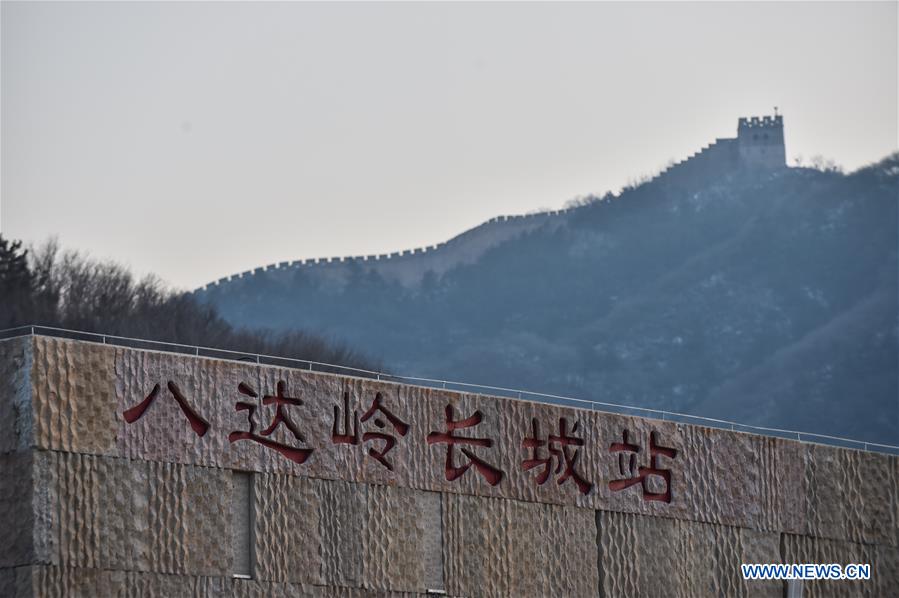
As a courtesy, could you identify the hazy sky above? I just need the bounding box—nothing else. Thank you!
[2,1,896,290]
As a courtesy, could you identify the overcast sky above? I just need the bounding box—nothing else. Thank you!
[2,1,896,290]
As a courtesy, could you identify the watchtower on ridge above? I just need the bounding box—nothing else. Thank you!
[736,114,785,170]
[654,113,787,189]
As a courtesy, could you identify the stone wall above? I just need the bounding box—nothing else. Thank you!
[654,138,740,190]
[1,336,896,597]
[196,209,571,292]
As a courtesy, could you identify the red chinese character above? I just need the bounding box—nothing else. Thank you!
[608,430,677,503]
[228,380,313,464]
[123,381,209,437]
[332,390,360,445]
[332,391,410,470]
[522,417,593,495]
[427,405,504,486]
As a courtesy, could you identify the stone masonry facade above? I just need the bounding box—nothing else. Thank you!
[0,335,896,597]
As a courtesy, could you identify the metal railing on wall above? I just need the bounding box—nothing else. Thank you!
[1,324,897,456]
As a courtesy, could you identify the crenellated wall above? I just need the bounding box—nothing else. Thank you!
[1,336,896,597]
[196,208,573,291]
[654,137,740,189]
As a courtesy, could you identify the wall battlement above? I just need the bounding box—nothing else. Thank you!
[197,207,573,291]
[738,115,784,129]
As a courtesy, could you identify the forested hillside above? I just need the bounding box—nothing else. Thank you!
[0,238,379,371]
[198,156,899,443]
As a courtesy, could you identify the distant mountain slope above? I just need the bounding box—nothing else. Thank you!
[196,155,899,444]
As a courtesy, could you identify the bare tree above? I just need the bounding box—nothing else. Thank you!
[0,235,381,372]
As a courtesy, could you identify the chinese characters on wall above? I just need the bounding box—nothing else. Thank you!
[123,379,679,503]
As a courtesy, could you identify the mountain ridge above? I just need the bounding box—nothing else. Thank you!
[197,154,898,444]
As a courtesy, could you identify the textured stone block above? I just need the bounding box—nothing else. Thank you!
[25,565,225,597]
[33,451,151,569]
[31,337,117,455]
[443,493,596,597]
[505,500,598,597]
[759,436,807,534]
[596,414,697,520]
[318,478,366,587]
[494,397,603,509]
[597,510,675,597]
[253,472,323,584]
[362,485,443,593]
[416,491,445,592]
[33,451,231,576]
[597,510,782,598]
[672,424,764,528]
[0,453,35,568]
[874,544,899,598]
[781,534,893,598]
[12,565,441,597]
[442,494,508,598]
[252,474,447,592]
[804,444,898,546]
[680,521,784,597]
[146,459,233,576]
[30,564,127,597]
[231,471,253,576]
[243,368,425,484]
[115,345,264,469]
[739,528,784,597]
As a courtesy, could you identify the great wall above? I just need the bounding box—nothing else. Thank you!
[198,208,574,290]
[196,115,787,292]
